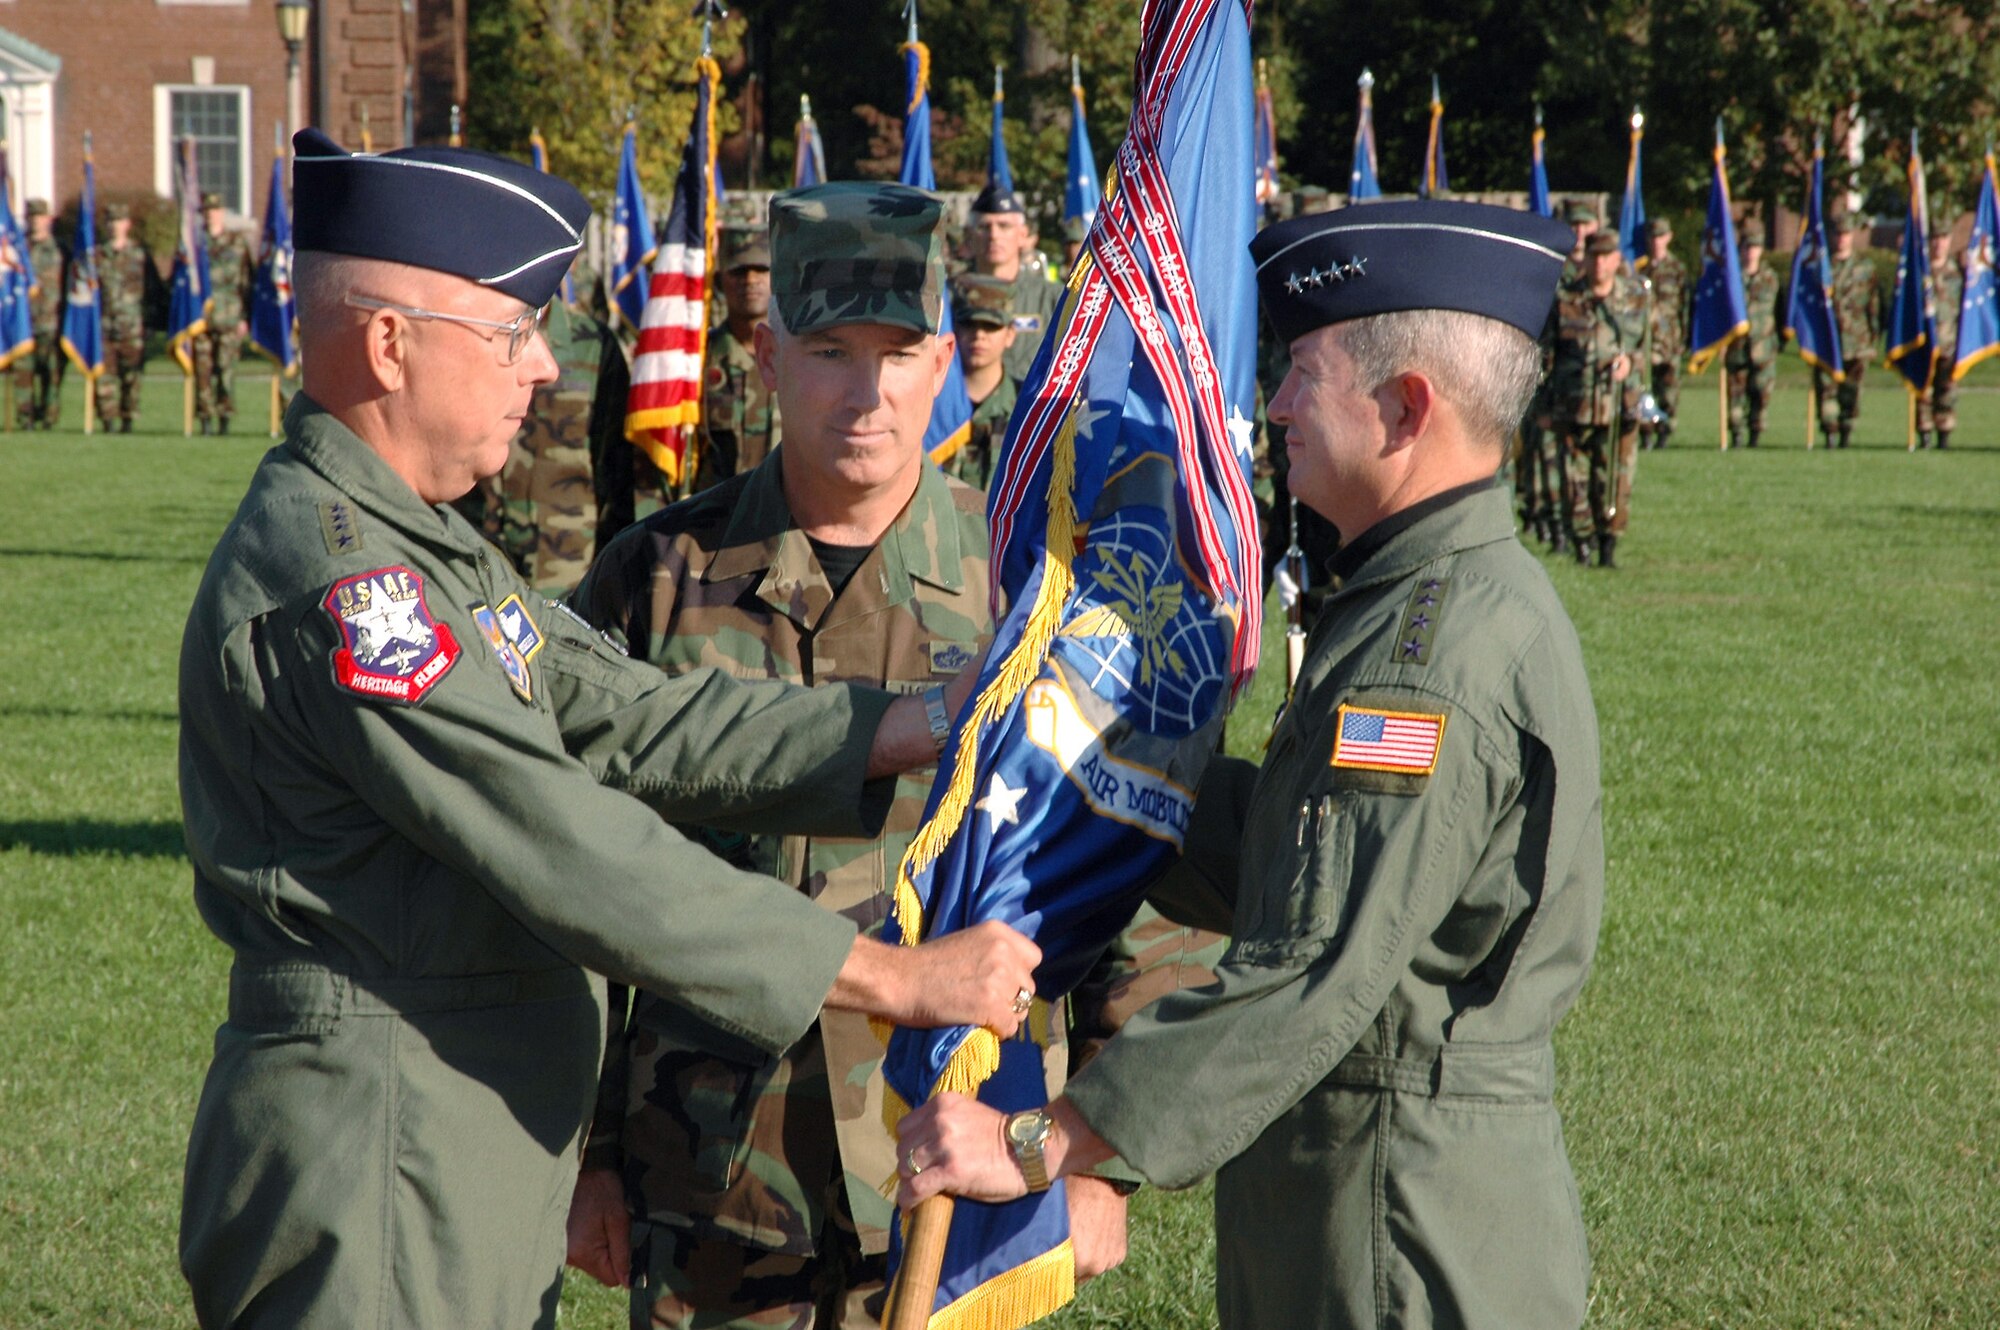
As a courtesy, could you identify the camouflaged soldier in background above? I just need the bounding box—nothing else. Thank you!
[939,271,1017,490]
[1522,200,1601,553]
[1553,232,1646,567]
[453,297,619,593]
[1917,227,1961,449]
[93,202,156,433]
[1637,217,1688,449]
[18,198,65,429]
[1726,222,1781,448]
[694,227,780,491]
[1819,214,1882,447]
[195,193,255,434]
[572,182,1091,1330]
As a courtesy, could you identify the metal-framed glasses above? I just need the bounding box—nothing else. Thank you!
[345,294,550,364]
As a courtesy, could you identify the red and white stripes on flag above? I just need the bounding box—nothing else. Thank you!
[624,55,721,487]
[1330,704,1447,775]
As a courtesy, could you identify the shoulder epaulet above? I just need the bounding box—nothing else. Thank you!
[1391,575,1449,667]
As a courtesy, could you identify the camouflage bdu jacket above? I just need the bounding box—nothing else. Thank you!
[207,229,255,329]
[1929,264,1962,366]
[695,323,780,490]
[1639,251,1688,362]
[27,237,64,332]
[1728,266,1782,368]
[1552,276,1647,427]
[943,373,1018,492]
[575,452,1058,1258]
[1830,254,1883,360]
[94,242,154,337]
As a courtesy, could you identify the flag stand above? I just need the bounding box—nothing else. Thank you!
[1906,390,1917,451]
[183,376,195,437]
[1805,379,1816,449]
[1718,364,1729,450]
[883,1196,954,1330]
[82,378,94,435]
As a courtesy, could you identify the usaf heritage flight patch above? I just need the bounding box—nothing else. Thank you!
[471,593,546,702]
[323,566,460,705]
[1330,702,1446,775]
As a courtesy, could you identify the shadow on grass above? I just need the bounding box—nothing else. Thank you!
[0,546,209,565]
[0,819,187,858]
[0,705,179,724]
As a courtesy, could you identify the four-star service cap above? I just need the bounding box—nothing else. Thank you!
[970,181,1025,217]
[290,127,590,308]
[768,182,946,336]
[1252,199,1575,346]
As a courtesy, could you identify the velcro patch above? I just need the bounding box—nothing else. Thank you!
[1330,703,1445,775]
[318,501,363,556]
[324,566,459,704]
[1392,577,1448,666]
[471,602,534,703]
[929,640,975,675]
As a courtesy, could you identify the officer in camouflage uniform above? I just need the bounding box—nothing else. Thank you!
[1727,222,1781,449]
[1917,226,1961,450]
[568,182,1129,1330]
[967,182,1059,382]
[1820,214,1882,448]
[93,202,156,433]
[938,271,1017,490]
[694,227,780,490]
[195,193,255,434]
[17,198,65,429]
[454,297,620,593]
[1638,217,1688,449]
[1554,232,1646,568]
[1521,200,1600,552]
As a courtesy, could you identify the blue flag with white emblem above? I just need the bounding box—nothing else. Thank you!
[0,142,35,368]
[1686,128,1748,374]
[1785,137,1844,380]
[249,153,296,373]
[1619,111,1646,266]
[989,65,1014,195]
[167,138,211,374]
[1886,131,1936,392]
[1064,56,1101,232]
[1954,153,2000,381]
[1528,109,1552,218]
[901,19,975,467]
[1350,69,1381,200]
[60,137,104,381]
[879,1,1263,1324]
[611,120,656,330]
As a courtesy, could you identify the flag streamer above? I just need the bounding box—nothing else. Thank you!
[1528,107,1552,219]
[1350,68,1381,201]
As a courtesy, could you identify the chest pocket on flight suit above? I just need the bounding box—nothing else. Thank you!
[1231,727,1358,963]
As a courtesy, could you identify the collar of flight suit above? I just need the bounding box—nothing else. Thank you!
[1328,481,1516,602]
[281,393,485,555]
[703,446,966,632]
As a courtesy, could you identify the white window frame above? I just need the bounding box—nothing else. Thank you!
[154,83,252,216]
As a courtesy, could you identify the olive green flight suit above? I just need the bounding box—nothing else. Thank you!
[1065,484,1604,1330]
[178,397,904,1330]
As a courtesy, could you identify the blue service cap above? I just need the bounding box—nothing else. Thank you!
[1252,199,1574,346]
[290,127,591,307]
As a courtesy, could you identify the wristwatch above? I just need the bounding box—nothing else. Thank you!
[922,685,952,755]
[1003,1108,1054,1193]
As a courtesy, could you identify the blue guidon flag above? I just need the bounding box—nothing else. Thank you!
[879,0,1262,1324]
[248,150,297,375]
[900,9,975,468]
[1785,134,1845,382]
[1885,129,1937,393]
[610,118,657,330]
[1685,124,1749,376]
[1063,55,1101,234]
[1528,105,1553,219]
[1618,108,1646,267]
[1349,68,1381,201]
[1954,150,2000,381]
[168,137,212,374]
[60,134,105,385]
[0,138,35,369]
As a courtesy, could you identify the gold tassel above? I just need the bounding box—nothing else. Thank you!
[926,1239,1077,1330]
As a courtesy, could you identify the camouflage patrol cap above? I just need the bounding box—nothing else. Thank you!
[1830,212,1862,235]
[201,192,224,210]
[1645,217,1673,239]
[951,272,1013,328]
[105,202,131,222]
[1584,231,1622,256]
[1738,220,1766,247]
[24,198,47,218]
[720,227,772,271]
[768,182,945,335]
[1562,199,1598,225]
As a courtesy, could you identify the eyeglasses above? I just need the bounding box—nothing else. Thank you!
[345,293,550,365]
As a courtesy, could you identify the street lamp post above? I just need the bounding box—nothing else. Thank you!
[275,0,311,144]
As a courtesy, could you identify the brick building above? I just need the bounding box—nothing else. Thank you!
[0,0,464,223]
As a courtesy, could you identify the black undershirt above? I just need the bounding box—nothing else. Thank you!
[807,536,873,598]
[1327,478,1498,585]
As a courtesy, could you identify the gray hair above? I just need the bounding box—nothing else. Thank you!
[1333,309,1542,448]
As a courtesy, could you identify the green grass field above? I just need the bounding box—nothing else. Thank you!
[2,367,1996,1327]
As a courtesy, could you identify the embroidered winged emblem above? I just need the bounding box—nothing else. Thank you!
[1060,551,1189,685]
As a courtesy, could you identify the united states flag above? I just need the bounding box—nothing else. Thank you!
[1332,705,1446,774]
[624,55,720,488]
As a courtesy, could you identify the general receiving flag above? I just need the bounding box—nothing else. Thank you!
[1063,55,1101,233]
[1528,106,1553,218]
[167,138,211,373]
[529,129,577,306]
[1785,135,1844,380]
[624,54,720,488]
[248,150,296,374]
[1886,130,1936,391]
[900,16,974,466]
[988,65,1015,194]
[1686,124,1748,374]
[1350,68,1381,200]
[1420,74,1448,197]
[0,141,35,368]
[610,118,657,330]
[878,1,1263,1325]
[1953,151,2000,380]
[1254,59,1279,206]
[1619,108,1646,266]
[793,94,827,188]
[59,134,104,382]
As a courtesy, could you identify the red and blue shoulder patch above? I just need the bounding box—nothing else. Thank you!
[323,565,461,704]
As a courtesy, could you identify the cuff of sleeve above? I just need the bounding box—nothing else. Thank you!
[580,1135,622,1173]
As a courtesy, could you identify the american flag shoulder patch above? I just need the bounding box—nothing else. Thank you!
[1330,702,1446,775]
